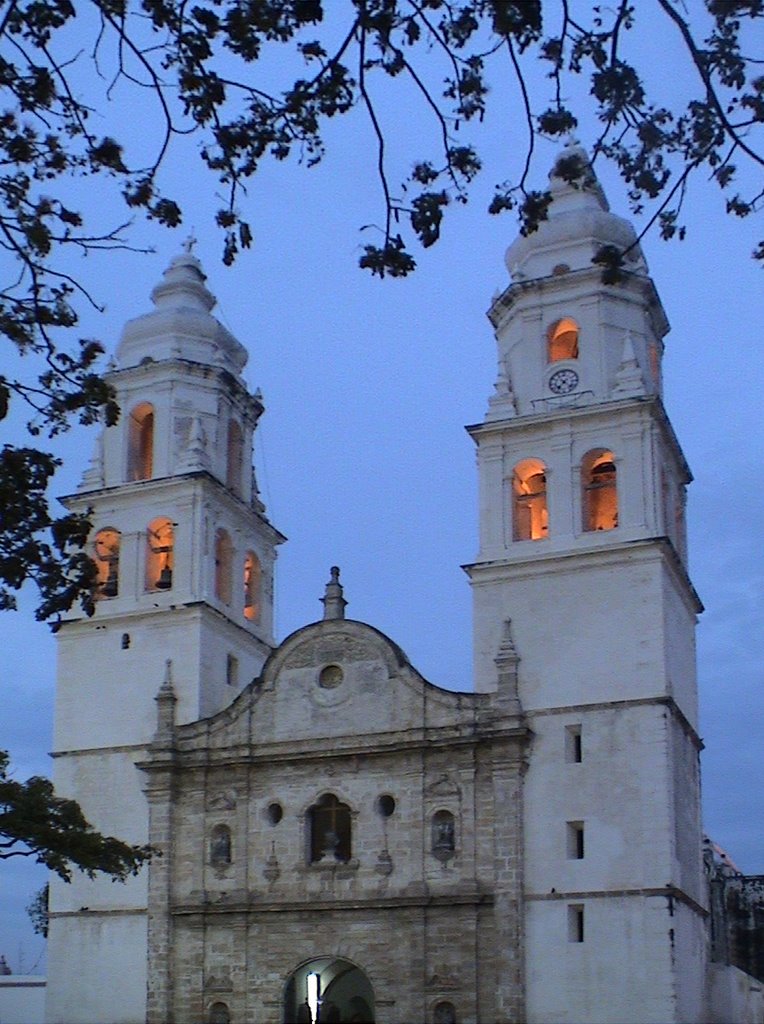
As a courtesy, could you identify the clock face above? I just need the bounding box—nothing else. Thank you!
[549,368,579,395]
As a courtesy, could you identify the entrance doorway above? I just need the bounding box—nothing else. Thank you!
[283,957,374,1024]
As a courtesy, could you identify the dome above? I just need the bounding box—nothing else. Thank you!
[505,143,647,280]
[115,250,248,374]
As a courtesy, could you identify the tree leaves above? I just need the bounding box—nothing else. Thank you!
[0,751,151,882]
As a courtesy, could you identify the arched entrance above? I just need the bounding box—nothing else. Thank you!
[283,956,374,1024]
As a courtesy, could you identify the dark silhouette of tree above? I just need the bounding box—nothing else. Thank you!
[0,0,761,623]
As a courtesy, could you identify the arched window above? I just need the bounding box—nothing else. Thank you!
[582,450,618,532]
[215,528,233,604]
[209,825,232,867]
[547,317,579,362]
[243,551,261,622]
[93,528,120,599]
[309,793,351,863]
[434,1001,457,1024]
[127,402,154,481]
[512,459,549,541]
[431,810,456,862]
[208,1002,231,1024]
[145,517,174,591]
[226,419,243,495]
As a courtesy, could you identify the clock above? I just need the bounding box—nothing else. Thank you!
[549,368,579,395]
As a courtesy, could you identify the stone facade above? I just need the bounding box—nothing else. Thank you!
[141,615,529,1023]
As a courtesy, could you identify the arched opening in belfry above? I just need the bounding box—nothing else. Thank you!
[283,957,374,1024]
[512,458,549,541]
[127,402,154,480]
[582,449,618,532]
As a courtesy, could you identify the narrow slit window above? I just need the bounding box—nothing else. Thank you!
[567,821,585,860]
[568,904,585,943]
[565,725,583,764]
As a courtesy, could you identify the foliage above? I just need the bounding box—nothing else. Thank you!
[0,750,151,882]
[0,0,762,622]
[26,882,48,938]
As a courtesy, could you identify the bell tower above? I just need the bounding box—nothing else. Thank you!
[46,251,284,1024]
[466,146,707,1022]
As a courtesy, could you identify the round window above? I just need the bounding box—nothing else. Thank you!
[377,794,396,818]
[318,664,343,689]
[266,802,283,825]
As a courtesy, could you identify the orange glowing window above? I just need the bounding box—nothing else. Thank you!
[215,528,233,605]
[547,318,579,363]
[243,550,261,622]
[127,402,154,481]
[226,419,243,495]
[582,450,618,532]
[513,459,549,541]
[145,517,174,591]
[93,528,120,599]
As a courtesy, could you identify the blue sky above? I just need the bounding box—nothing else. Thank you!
[1,4,763,972]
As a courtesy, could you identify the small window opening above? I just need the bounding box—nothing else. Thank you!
[145,517,174,591]
[208,1001,231,1024]
[94,528,121,599]
[309,793,351,863]
[215,528,233,604]
[318,664,343,689]
[567,821,585,860]
[226,419,244,495]
[243,550,261,622]
[377,794,396,818]
[565,725,582,764]
[210,825,232,867]
[568,904,585,943]
[431,810,456,862]
[226,654,238,688]
[121,633,131,650]
[434,1001,457,1024]
[266,802,283,825]
[548,317,579,362]
[512,459,549,541]
[127,402,154,481]
[582,450,618,532]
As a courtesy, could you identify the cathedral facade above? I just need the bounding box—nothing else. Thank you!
[45,150,753,1023]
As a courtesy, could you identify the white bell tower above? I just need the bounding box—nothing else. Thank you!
[46,251,284,1024]
[466,146,707,1022]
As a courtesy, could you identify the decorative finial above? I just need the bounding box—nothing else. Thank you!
[320,565,347,620]
[182,231,198,254]
[496,619,519,663]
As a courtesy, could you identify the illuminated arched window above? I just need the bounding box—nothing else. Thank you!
[127,402,154,481]
[145,517,174,591]
[215,528,233,604]
[226,419,243,495]
[93,528,120,599]
[512,459,548,541]
[582,450,618,532]
[243,550,261,622]
[309,793,352,863]
[547,317,579,362]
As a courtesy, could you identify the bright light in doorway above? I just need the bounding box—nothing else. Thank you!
[307,972,320,1022]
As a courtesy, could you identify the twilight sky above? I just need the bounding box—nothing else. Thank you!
[1,5,763,972]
